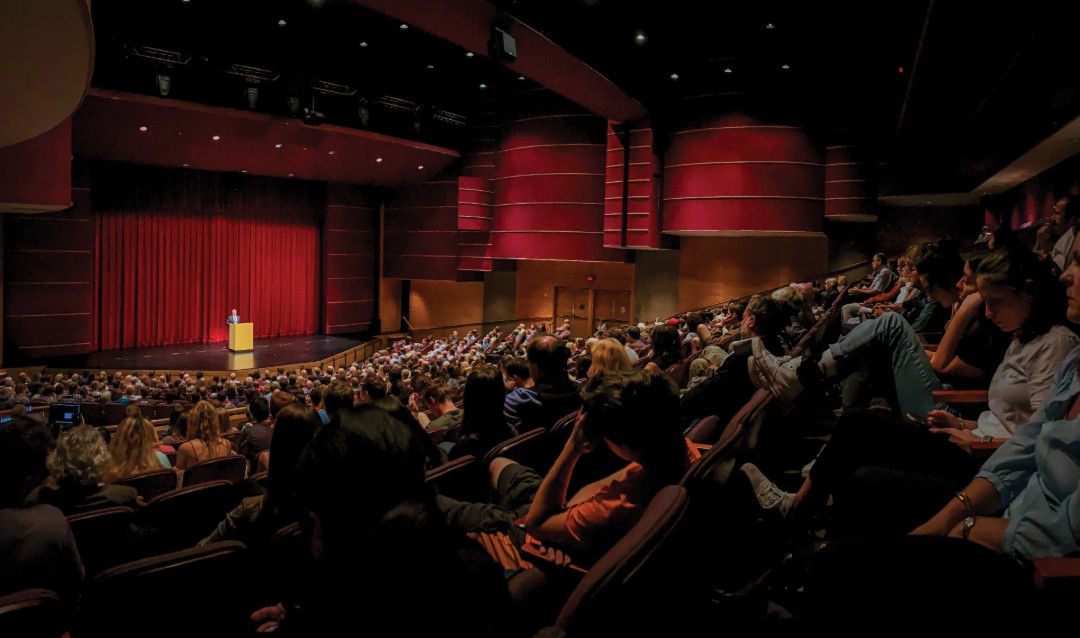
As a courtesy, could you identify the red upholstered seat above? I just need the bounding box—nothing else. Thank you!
[0,589,65,638]
[114,468,178,501]
[66,506,136,577]
[181,454,247,487]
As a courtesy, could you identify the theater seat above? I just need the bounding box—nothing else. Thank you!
[66,506,135,577]
[153,403,175,420]
[425,455,483,502]
[137,481,238,554]
[538,486,699,636]
[75,542,250,638]
[0,589,65,638]
[685,414,721,444]
[103,402,127,425]
[80,401,102,426]
[222,430,242,451]
[480,427,547,470]
[181,454,247,487]
[114,468,178,501]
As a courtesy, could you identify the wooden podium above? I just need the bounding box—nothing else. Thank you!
[228,323,253,352]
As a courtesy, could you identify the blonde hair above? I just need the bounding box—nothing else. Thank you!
[588,338,632,379]
[49,425,109,486]
[186,401,224,447]
[105,414,163,482]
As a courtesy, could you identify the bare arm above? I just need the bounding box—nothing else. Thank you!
[912,477,1002,536]
[930,292,983,374]
[525,413,593,552]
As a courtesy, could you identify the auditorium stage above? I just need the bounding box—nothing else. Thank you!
[33,334,373,374]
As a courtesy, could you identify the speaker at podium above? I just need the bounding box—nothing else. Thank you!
[228,323,253,352]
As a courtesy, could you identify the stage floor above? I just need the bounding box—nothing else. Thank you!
[38,334,367,373]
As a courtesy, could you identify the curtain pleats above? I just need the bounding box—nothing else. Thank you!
[95,165,321,349]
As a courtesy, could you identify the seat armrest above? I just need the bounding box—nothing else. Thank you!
[970,440,1003,459]
[932,389,989,403]
[519,539,588,575]
[1032,558,1080,589]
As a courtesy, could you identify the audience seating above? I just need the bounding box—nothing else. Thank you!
[80,402,102,426]
[114,468,179,500]
[66,506,136,577]
[136,403,155,418]
[480,427,547,470]
[222,430,242,450]
[533,486,699,637]
[181,454,247,487]
[75,541,250,638]
[164,450,177,466]
[137,481,239,553]
[152,403,175,420]
[685,414,721,444]
[0,589,65,638]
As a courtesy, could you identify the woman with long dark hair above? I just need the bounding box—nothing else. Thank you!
[448,364,517,460]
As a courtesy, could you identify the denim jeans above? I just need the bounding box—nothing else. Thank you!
[828,312,943,416]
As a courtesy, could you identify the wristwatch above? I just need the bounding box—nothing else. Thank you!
[981,435,994,443]
[962,516,977,540]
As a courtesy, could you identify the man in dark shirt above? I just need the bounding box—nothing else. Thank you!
[238,396,272,468]
[504,335,581,431]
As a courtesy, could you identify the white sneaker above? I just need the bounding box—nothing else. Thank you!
[740,462,795,517]
[747,338,804,410]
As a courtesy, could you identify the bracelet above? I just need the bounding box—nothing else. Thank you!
[955,491,976,517]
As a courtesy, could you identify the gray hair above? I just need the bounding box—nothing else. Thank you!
[49,425,108,486]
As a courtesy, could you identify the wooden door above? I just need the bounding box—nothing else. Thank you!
[554,287,592,338]
[594,289,631,331]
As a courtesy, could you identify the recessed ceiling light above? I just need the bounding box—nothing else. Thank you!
[517,75,525,81]
[278,19,286,27]
[376,157,384,163]
[724,68,733,73]
[328,150,335,155]
[181,0,190,3]
[465,51,474,58]
[138,126,148,132]
[634,31,647,46]
[359,41,368,48]
[275,143,282,148]
[417,165,424,170]
[399,23,408,29]
[781,64,790,70]
[479,83,487,89]
[183,163,189,167]
[288,173,295,177]
[670,73,679,81]
[766,23,775,29]
[212,135,220,141]
[241,170,248,173]
[426,64,435,69]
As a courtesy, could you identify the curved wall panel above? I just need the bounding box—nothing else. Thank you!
[324,184,377,334]
[384,179,461,281]
[825,144,877,220]
[491,90,623,262]
[605,124,662,249]
[662,116,824,234]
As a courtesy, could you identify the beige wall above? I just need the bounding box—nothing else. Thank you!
[408,279,484,330]
[515,260,636,322]
[379,278,401,333]
[633,249,679,322]
[677,234,829,311]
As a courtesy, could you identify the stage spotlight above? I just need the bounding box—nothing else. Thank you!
[156,74,172,96]
[246,87,259,108]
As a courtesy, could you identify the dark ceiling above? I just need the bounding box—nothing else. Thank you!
[87,0,1080,196]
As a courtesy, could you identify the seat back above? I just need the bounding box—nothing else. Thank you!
[0,589,65,638]
[136,403,155,418]
[80,401,102,426]
[66,506,136,577]
[152,403,175,420]
[685,414,721,444]
[222,430,242,451]
[76,542,250,638]
[480,427,547,470]
[114,468,178,501]
[425,455,483,502]
[103,402,127,425]
[555,486,698,636]
[138,481,238,554]
[181,454,247,487]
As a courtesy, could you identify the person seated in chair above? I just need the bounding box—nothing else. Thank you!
[29,425,139,515]
[504,335,581,432]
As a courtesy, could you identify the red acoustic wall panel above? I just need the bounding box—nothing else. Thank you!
[662,115,824,234]
[605,123,662,252]
[384,179,461,280]
[4,186,95,358]
[0,118,74,212]
[825,144,877,220]
[490,90,623,262]
[324,184,377,334]
[458,176,494,272]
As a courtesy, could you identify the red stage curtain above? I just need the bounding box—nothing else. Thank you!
[94,165,323,349]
